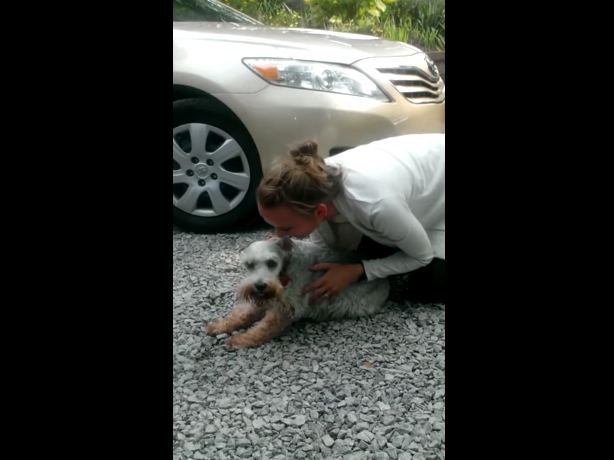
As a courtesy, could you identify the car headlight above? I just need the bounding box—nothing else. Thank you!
[243,58,390,102]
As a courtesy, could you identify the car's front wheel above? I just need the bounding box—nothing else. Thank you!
[173,98,262,233]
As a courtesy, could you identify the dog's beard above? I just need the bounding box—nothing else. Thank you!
[238,279,284,306]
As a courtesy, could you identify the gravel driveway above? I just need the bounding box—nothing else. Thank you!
[173,225,445,460]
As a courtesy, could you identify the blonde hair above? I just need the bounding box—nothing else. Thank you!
[257,141,342,216]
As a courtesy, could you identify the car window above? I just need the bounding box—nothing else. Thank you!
[173,0,262,24]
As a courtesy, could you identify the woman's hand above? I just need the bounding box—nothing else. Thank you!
[302,263,364,305]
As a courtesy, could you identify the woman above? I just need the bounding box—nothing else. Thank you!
[257,133,445,304]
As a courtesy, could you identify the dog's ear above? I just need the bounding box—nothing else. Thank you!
[276,236,294,252]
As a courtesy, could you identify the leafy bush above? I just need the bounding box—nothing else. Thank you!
[377,0,445,49]
[223,0,302,26]
[182,0,445,51]
[305,0,395,28]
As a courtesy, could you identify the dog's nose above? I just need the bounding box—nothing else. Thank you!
[254,281,267,291]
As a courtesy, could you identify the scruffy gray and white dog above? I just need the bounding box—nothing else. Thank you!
[205,237,389,349]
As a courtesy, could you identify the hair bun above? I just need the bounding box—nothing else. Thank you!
[290,141,318,164]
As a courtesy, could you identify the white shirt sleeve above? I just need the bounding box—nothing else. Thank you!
[361,201,434,280]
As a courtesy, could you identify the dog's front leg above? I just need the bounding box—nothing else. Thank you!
[205,302,264,336]
[226,302,293,349]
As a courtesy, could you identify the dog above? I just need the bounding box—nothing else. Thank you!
[205,237,389,349]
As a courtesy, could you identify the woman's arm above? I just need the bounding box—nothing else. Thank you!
[303,202,434,303]
[362,201,434,280]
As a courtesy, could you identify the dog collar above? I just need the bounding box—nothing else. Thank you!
[279,273,290,287]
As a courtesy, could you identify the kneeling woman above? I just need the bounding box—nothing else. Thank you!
[257,134,445,304]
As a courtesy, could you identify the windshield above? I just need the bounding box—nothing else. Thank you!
[173,0,262,24]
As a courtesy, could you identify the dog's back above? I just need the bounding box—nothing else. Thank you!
[283,240,390,321]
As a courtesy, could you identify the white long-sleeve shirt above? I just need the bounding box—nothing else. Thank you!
[310,134,445,281]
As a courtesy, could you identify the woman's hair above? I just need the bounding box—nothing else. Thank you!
[257,141,342,216]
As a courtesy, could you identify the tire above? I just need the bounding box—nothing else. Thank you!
[173,98,262,233]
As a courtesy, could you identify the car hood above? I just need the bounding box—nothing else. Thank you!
[173,22,423,64]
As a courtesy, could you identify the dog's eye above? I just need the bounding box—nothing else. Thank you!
[245,262,255,270]
[266,260,278,269]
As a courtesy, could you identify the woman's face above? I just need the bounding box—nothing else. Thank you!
[257,203,324,239]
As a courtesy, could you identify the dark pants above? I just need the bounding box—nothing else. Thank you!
[356,236,445,304]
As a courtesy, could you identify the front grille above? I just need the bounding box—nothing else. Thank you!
[377,66,445,104]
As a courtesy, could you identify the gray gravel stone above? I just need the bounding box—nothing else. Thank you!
[252,418,266,429]
[344,452,369,460]
[183,441,199,451]
[322,434,335,447]
[382,415,397,426]
[282,414,307,426]
[356,421,370,431]
[356,430,375,443]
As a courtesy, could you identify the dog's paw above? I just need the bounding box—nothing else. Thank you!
[226,334,251,350]
[204,321,225,336]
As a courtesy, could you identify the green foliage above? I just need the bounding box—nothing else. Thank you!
[222,0,259,17]
[380,0,444,49]
[206,1,445,51]
[223,0,303,26]
[376,1,445,50]
[305,0,396,28]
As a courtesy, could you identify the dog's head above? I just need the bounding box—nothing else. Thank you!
[238,237,294,301]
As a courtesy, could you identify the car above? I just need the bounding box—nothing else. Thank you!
[173,0,445,233]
